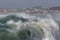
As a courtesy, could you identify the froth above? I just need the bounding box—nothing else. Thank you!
[0,13,59,40]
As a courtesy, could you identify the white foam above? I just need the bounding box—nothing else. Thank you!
[0,13,59,40]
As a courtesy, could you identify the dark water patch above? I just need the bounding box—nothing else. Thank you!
[18,29,31,40]
[0,15,28,24]
[0,24,10,31]
[0,31,18,40]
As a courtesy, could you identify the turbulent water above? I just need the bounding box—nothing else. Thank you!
[0,13,59,40]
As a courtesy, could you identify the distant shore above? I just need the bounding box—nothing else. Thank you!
[0,6,60,14]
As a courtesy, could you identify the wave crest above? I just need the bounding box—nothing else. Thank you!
[0,13,59,40]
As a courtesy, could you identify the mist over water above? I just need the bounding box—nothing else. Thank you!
[0,13,59,40]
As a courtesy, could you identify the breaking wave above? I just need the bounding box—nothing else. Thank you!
[0,13,59,40]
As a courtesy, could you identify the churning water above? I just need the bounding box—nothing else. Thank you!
[0,13,59,40]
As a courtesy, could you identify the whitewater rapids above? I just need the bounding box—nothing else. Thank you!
[0,13,59,40]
